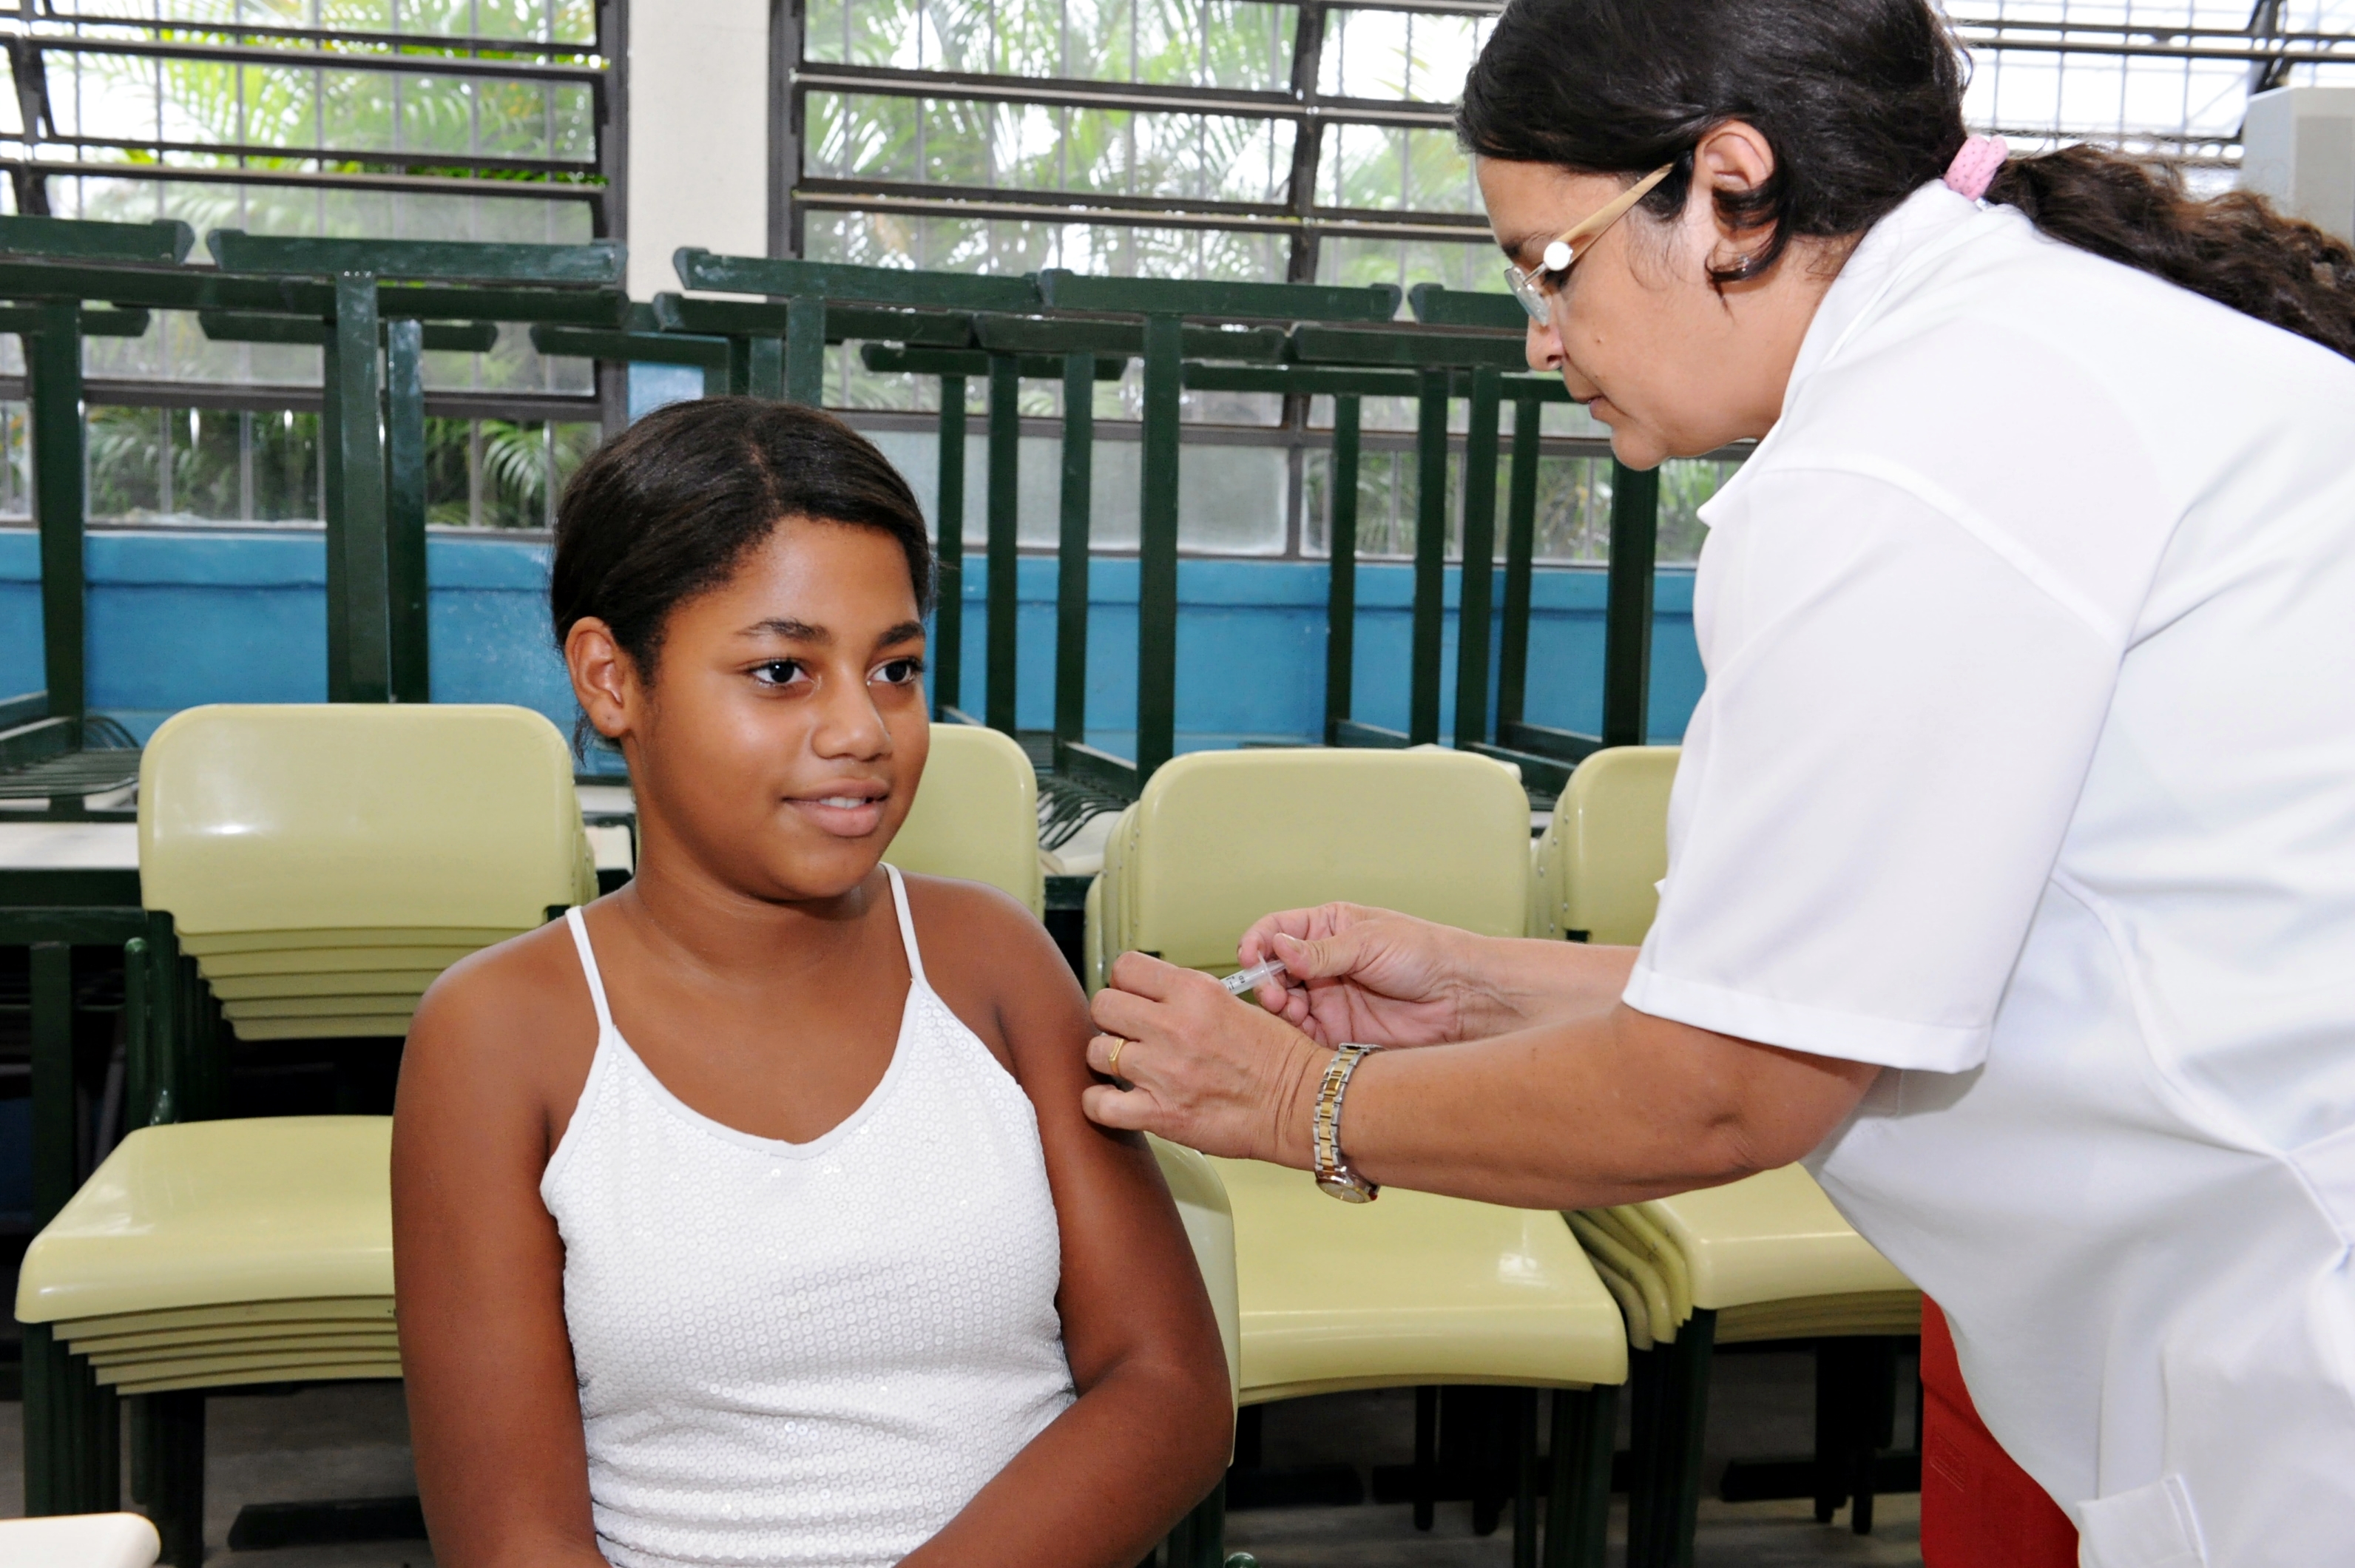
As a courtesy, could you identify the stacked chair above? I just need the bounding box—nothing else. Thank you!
[1533,746,1922,1566]
[1087,747,1631,1567]
[18,703,601,1566]
[138,704,597,1041]
[885,722,1047,916]
[18,1117,396,1396]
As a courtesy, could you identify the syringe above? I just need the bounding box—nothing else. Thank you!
[1222,958,1288,996]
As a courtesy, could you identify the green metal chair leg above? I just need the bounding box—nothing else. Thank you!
[24,1317,118,1515]
[1544,1384,1617,1568]
[148,1390,206,1567]
[1513,1387,1541,1568]
[1635,1308,1717,1568]
[1623,1345,1666,1567]
[1160,1479,1250,1568]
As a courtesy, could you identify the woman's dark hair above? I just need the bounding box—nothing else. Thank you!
[1459,0,2355,359]
[551,397,936,703]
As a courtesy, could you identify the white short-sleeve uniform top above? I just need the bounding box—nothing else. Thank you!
[1624,183,2355,1567]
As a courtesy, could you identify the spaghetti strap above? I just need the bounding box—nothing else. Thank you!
[564,906,618,1035]
[882,864,930,991]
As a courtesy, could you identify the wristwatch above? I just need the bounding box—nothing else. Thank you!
[1313,1044,1381,1203]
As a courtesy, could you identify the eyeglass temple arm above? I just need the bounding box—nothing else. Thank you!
[1544,163,1677,268]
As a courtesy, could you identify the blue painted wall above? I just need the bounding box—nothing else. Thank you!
[0,527,1701,754]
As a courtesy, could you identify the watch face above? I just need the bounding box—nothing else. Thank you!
[1317,1175,1375,1204]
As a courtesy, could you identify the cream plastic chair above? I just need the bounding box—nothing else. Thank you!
[1084,748,1622,1564]
[18,1116,394,1562]
[1528,744,1679,944]
[1084,748,1530,987]
[1210,1157,1626,1566]
[0,1513,163,1568]
[18,1117,394,1390]
[140,703,595,1040]
[883,722,1046,918]
[1535,746,1922,1563]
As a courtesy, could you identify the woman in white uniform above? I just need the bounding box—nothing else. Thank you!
[1081,1,2355,1563]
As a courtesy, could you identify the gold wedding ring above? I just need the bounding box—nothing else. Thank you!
[1106,1038,1126,1078]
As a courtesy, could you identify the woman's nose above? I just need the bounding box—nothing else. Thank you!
[1524,315,1563,374]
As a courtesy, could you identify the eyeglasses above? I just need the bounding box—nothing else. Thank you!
[1501,164,1676,324]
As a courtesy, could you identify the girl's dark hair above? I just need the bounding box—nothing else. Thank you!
[551,397,936,694]
[1459,0,2355,359]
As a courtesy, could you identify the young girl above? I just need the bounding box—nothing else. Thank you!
[391,398,1231,1568]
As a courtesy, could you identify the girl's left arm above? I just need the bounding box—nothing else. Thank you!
[907,881,1234,1568]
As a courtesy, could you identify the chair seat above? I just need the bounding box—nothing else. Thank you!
[193,944,490,977]
[0,1513,161,1568]
[1213,1157,1627,1405]
[1714,1289,1921,1345]
[93,1346,400,1385]
[230,1014,416,1040]
[206,970,445,1000]
[178,927,527,956]
[52,1294,396,1342]
[84,1330,399,1368]
[108,1356,404,1396]
[1635,1165,1913,1314]
[17,1118,392,1325]
[220,994,425,1021]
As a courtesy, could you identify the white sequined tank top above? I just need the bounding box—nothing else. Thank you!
[542,867,1076,1568]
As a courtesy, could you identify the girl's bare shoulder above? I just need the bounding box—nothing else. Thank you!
[895,873,1088,1071]
[400,913,602,1138]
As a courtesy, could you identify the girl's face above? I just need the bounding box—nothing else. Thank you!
[572,517,931,904]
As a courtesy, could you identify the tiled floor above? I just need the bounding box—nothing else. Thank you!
[0,1348,1921,1566]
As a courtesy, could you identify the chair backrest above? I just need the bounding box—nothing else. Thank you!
[1149,1135,1240,1412]
[1118,748,1530,973]
[139,704,589,935]
[1529,746,1680,944]
[884,723,1044,918]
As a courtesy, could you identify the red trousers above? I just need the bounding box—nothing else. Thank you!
[1919,1299,2079,1568]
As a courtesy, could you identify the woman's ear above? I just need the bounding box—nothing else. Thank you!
[565,617,640,746]
[1690,120,1780,273]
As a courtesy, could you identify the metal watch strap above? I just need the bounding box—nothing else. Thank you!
[1313,1044,1380,1203]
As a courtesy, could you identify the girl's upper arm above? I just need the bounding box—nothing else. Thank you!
[919,883,1228,1399]
[391,936,608,1568]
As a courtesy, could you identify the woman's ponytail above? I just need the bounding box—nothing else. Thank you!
[1984,145,2355,359]
[1460,0,2355,362]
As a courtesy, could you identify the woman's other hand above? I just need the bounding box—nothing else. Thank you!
[1234,903,1488,1047]
[1084,953,1326,1169]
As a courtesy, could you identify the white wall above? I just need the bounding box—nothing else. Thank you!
[2243,86,2355,244]
[625,0,771,300]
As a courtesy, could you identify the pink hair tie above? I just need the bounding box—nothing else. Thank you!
[1944,135,2009,201]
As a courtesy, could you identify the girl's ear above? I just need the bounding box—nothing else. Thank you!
[565,617,640,746]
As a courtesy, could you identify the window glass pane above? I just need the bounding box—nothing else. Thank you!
[812,95,1292,203]
[804,209,1289,282]
[864,428,1286,554]
[1317,8,1490,101]
[1318,124,1478,214]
